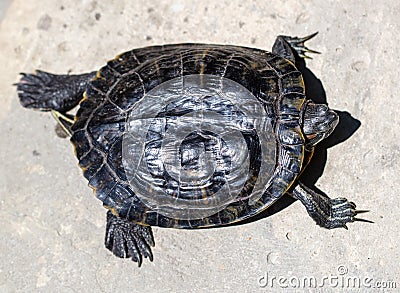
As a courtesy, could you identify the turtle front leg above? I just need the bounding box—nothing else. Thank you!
[105,211,155,267]
[290,182,358,229]
[15,70,96,112]
[272,32,320,62]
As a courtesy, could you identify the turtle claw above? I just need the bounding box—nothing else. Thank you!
[282,32,321,59]
[354,209,370,214]
[353,217,374,224]
[296,31,319,43]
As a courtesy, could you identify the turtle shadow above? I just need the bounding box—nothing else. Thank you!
[226,57,361,227]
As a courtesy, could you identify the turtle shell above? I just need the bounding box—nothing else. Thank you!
[70,44,306,228]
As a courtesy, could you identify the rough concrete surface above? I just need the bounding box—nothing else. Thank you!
[0,1,11,22]
[0,1,399,292]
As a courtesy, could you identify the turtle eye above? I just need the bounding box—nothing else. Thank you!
[316,104,328,113]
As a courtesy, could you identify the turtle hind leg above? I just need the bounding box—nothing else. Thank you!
[15,70,96,112]
[105,211,155,267]
[272,32,320,62]
[291,182,362,229]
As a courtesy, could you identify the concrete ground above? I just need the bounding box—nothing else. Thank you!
[1,1,399,292]
[0,0,10,22]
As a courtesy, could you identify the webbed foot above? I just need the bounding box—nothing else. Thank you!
[105,211,155,267]
[15,70,96,112]
[315,197,357,229]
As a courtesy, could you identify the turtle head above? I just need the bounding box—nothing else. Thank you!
[302,102,339,148]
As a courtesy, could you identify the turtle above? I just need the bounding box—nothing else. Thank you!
[16,33,363,267]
